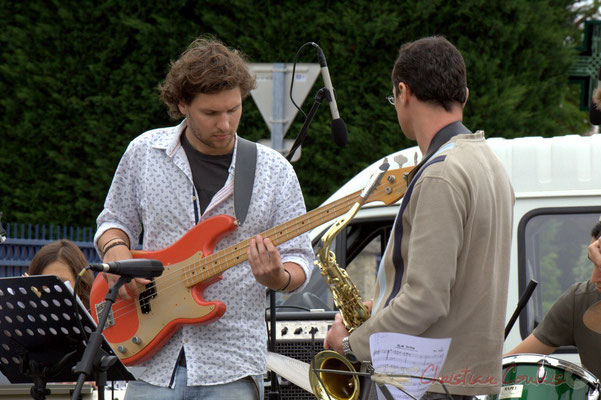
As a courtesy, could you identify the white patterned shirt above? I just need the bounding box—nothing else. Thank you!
[95,120,314,386]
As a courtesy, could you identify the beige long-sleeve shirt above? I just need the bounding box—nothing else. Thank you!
[349,131,515,396]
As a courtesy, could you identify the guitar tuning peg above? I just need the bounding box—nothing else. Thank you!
[393,154,408,167]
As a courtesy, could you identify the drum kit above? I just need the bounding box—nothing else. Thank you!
[479,354,600,400]
[479,300,601,400]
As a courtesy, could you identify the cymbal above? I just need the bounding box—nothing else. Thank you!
[583,300,601,333]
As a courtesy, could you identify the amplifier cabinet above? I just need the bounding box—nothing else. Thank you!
[265,311,336,400]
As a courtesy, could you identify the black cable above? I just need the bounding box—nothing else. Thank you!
[374,373,455,400]
[289,42,320,121]
[264,305,312,312]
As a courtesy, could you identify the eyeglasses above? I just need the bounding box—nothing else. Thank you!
[386,94,395,105]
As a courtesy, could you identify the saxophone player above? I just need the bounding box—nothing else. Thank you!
[324,36,515,400]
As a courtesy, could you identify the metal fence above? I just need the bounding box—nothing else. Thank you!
[0,223,101,277]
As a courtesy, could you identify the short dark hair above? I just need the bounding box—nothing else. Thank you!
[28,239,94,310]
[592,221,601,240]
[392,36,467,112]
[159,37,256,119]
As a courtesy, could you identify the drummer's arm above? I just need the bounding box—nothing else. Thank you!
[504,333,557,357]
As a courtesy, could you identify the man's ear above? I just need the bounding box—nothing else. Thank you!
[463,87,469,107]
[178,101,188,116]
[398,82,410,104]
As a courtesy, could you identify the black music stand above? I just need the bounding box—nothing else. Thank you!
[0,275,134,399]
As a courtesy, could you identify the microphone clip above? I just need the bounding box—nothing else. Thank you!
[285,88,329,162]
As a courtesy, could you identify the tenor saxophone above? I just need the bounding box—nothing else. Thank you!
[309,160,390,400]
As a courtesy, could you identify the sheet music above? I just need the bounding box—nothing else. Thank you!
[370,332,451,400]
[266,351,313,394]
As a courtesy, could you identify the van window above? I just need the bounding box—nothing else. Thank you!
[518,208,601,340]
[277,218,393,312]
[344,223,391,301]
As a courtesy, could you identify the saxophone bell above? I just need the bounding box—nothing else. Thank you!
[310,350,361,400]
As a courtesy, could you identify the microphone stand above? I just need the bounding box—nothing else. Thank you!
[504,279,538,339]
[71,275,131,400]
[286,88,328,162]
[266,290,280,400]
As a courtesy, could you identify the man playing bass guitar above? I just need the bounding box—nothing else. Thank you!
[94,37,314,400]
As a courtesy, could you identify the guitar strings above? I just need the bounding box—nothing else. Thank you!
[100,176,406,324]
[99,175,407,327]
[99,199,353,323]
[102,191,361,320]
[101,176,404,323]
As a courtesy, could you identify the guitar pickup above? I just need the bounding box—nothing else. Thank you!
[95,301,115,328]
[138,278,157,314]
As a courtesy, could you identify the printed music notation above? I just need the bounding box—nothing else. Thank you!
[370,333,451,400]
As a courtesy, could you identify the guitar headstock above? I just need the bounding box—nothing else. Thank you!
[365,166,414,206]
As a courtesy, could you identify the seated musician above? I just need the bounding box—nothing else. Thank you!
[505,220,601,379]
[28,239,94,310]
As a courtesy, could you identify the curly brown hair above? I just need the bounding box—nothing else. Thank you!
[28,239,94,310]
[159,37,256,119]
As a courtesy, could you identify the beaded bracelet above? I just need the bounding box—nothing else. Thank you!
[101,240,128,258]
[278,269,292,292]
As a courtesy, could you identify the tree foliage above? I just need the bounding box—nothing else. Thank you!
[0,0,592,226]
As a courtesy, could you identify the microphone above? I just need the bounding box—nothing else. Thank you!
[312,43,348,147]
[591,66,601,126]
[0,212,6,244]
[88,259,164,279]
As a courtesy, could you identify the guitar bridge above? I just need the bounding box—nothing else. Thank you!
[138,278,157,314]
[95,301,115,328]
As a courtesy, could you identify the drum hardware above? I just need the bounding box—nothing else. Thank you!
[536,359,546,383]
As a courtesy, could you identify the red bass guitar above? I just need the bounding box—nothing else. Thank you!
[89,167,411,365]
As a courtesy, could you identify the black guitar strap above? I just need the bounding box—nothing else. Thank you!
[234,137,257,226]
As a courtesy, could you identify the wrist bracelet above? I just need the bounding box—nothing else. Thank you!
[102,240,128,257]
[102,236,129,252]
[103,236,124,248]
[278,269,292,292]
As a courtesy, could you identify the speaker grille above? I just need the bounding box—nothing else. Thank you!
[266,339,323,400]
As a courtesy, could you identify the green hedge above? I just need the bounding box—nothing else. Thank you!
[0,0,589,226]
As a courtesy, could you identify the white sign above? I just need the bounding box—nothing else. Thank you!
[249,63,320,136]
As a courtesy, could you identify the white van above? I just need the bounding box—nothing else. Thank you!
[278,134,601,372]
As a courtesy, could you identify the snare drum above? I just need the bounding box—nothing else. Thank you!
[482,354,600,399]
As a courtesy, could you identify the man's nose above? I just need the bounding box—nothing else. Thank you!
[217,114,230,131]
